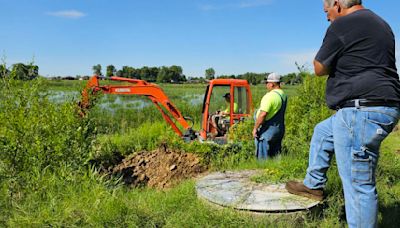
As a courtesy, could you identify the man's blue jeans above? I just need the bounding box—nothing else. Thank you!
[303,106,400,228]
[255,124,283,159]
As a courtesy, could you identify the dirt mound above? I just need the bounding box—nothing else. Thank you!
[111,147,207,189]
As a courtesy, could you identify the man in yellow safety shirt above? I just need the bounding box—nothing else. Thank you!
[211,93,238,137]
[220,93,238,116]
[252,73,287,159]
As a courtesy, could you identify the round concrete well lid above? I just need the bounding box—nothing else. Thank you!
[196,170,320,212]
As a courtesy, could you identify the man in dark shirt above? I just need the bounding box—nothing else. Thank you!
[285,1,400,227]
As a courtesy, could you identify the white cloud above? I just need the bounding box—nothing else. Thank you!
[199,0,273,11]
[46,10,86,19]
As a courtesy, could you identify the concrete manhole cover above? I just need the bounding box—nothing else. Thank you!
[196,170,320,212]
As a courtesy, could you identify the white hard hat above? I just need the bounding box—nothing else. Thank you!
[266,72,281,83]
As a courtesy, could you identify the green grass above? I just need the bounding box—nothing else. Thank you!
[3,170,304,227]
[5,128,398,227]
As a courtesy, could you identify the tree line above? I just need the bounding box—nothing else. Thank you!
[94,65,305,85]
[0,61,305,85]
[202,67,304,85]
[93,64,187,83]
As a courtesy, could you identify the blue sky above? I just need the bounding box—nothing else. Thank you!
[1,0,399,77]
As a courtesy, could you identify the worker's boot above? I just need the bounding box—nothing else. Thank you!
[285,181,324,201]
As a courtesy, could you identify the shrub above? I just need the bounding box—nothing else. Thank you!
[0,77,96,193]
[283,73,333,156]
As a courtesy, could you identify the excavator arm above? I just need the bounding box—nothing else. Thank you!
[81,75,197,141]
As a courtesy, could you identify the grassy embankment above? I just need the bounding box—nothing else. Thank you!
[1,76,399,227]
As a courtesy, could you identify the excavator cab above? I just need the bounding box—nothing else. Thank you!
[199,79,252,143]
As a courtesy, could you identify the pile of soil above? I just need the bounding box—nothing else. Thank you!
[111,147,207,189]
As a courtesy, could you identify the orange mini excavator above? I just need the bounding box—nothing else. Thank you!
[80,75,253,143]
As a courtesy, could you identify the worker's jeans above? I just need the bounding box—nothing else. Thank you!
[303,106,400,228]
[255,124,284,159]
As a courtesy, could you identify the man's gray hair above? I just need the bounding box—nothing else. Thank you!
[324,0,362,8]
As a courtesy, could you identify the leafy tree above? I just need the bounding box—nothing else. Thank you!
[169,65,185,82]
[205,68,215,80]
[138,66,158,82]
[116,69,123,77]
[281,73,304,85]
[170,65,182,75]
[156,66,186,83]
[157,66,170,83]
[11,63,27,80]
[92,64,102,76]
[121,66,131,78]
[236,72,265,85]
[148,67,159,82]
[106,65,116,77]
[141,66,151,81]
[9,63,39,80]
[121,66,140,79]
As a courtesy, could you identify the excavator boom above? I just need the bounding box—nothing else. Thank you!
[81,76,196,140]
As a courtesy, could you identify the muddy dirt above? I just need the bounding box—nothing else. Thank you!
[111,147,207,189]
